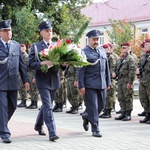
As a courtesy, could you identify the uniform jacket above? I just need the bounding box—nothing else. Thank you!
[28,40,60,90]
[115,53,136,84]
[138,53,150,83]
[78,45,111,89]
[0,39,29,90]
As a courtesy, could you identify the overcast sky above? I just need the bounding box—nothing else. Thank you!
[93,0,104,3]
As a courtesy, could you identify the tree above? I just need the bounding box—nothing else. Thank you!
[0,0,92,44]
[104,19,134,55]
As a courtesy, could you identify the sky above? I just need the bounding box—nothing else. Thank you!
[93,0,103,3]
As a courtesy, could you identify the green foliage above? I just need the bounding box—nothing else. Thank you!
[105,19,135,53]
[0,0,92,44]
[13,6,39,44]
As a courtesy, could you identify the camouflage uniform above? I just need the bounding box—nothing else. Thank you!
[99,52,116,118]
[17,51,28,107]
[53,69,67,112]
[114,52,136,121]
[65,66,83,114]
[138,52,150,123]
[26,69,39,109]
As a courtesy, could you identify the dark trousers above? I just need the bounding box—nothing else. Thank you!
[0,90,17,139]
[83,88,106,132]
[34,89,57,138]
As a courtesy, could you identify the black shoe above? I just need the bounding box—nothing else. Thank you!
[17,100,26,107]
[71,108,78,114]
[53,107,63,112]
[122,115,131,121]
[115,113,125,120]
[49,135,59,141]
[92,132,102,137]
[2,138,12,143]
[38,130,46,136]
[139,117,149,123]
[82,116,89,131]
[138,111,145,116]
[116,109,122,114]
[35,129,46,136]
[66,107,73,113]
[26,104,37,109]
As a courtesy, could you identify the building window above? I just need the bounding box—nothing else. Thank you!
[99,36,104,46]
[141,28,148,34]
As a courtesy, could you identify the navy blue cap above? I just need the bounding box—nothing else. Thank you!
[38,20,52,31]
[0,20,12,30]
[86,30,101,38]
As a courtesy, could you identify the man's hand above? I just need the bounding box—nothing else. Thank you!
[112,72,116,78]
[127,83,132,90]
[136,68,140,75]
[40,60,53,68]
[24,82,30,91]
[32,77,36,84]
[107,85,110,90]
[74,81,78,87]
[79,88,85,95]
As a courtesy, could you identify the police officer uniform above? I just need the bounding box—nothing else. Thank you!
[0,20,29,143]
[28,20,65,141]
[78,30,111,137]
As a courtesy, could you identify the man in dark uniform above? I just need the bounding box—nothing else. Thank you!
[28,20,65,141]
[0,20,30,143]
[78,30,111,137]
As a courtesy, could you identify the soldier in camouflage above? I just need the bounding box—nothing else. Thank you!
[112,42,136,121]
[136,39,150,124]
[25,44,39,109]
[136,42,146,117]
[99,44,116,118]
[53,69,67,112]
[65,66,83,114]
[17,44,28,107]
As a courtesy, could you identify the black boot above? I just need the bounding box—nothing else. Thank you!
[146,113,150,124]
[53,103,63,112]
[78,102,83,110]
[102,109,112,118]
[17,100,26,107]
[53,102,59,112]
[116,109,122,114]
[115,111,125,120]
[71,107,78,114]
[138,111,145,116]
[26,101,37,109]
[139,112,149,123]
[99,109,107,118]
[66,107,73,113]
[122,110,131,121]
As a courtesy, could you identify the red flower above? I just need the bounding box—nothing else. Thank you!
[65,39,71,44]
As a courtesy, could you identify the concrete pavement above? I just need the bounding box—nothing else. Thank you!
[0,99,150,150]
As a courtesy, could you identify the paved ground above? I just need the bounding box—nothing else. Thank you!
[1,99,150,150]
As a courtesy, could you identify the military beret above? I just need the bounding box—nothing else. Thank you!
[102,44,109,49]
[38,20,52,31]
[86,30,101,38]
[121,42,130,47]
[21,44,26,47]
[144,39,150,43]
[108,43,113,48]
[0,20,12,30]
[140,42,145,48]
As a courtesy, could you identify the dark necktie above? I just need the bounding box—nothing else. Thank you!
[5,43,9,53]
[47,43,50,47]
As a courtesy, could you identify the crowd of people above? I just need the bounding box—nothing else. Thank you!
[0,18,149,144]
